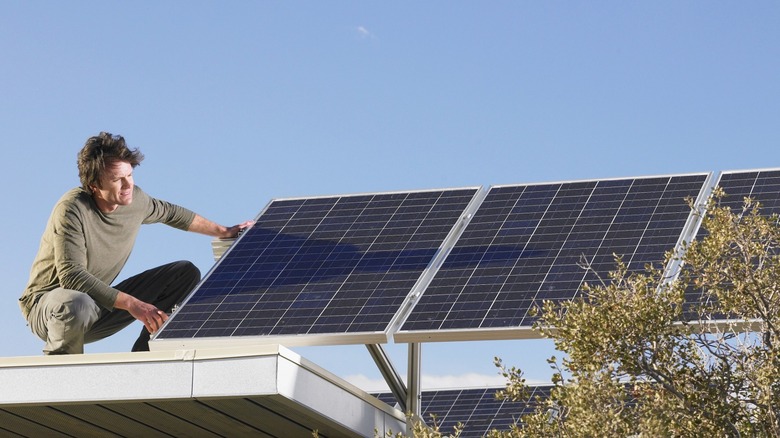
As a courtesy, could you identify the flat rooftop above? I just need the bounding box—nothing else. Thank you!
[0,345,406,437]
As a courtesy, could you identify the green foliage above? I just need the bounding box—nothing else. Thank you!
[492,191,780,437]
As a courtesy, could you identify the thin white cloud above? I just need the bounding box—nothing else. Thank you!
[345,374,390,392]
[345,372,546,393]
[356,25,375,39]
[423,373,507,390]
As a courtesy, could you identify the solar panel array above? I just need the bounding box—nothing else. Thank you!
[375,385,551,437]
[156,174,717,346]
[157,188,479,342]
[396,174,709,341]
[147,169,780,435]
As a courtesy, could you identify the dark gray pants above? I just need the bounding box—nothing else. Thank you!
[28,261,200,355]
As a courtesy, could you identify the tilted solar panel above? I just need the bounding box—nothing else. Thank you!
[684,169,780,314]
[715,169,780,212]
[375,386,550,437]
[154,188,480,346]
[395,174,710,342]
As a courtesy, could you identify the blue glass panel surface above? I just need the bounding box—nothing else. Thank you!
[685,169,780,314]
[375,386,550,437]
[716,170,780,212]
[159,188,478,339]
[401,174,707,333]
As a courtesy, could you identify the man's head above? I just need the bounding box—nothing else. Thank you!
[78,132,145,212]
[78,132,144,194]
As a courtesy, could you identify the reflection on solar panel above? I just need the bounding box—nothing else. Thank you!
[375,386,550,437]
[396,174,709,342]
[156,188,479,344]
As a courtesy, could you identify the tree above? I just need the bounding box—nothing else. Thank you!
[488,190,780,437]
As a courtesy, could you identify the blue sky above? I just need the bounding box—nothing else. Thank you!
[1,2,778,391]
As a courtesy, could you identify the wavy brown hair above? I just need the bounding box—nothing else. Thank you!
[77,132,144,193]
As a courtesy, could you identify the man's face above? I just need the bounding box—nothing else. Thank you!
[91,160,134,212]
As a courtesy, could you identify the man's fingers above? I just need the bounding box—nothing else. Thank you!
[236,220,255,234]
[144,309,168,333]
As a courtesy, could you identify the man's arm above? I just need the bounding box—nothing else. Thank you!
[114,291,166,334]
[188,214,254,239]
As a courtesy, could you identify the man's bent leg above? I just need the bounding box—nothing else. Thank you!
[27,289,102,355]
[86,261,201,352]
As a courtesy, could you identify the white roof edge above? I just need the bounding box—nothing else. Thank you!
[0,344,287,368]
[0,344,402,415]
[0,345,406,436]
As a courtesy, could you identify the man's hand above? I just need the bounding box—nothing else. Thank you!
[114,291,168,334]
[189,215,255,239]
[223,220,255,239]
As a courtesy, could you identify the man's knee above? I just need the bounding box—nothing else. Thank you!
[164,260,201,304]
[29,289,101,354]
[171,260,201,289]
[177,260,201,281]
[47,289,101,325]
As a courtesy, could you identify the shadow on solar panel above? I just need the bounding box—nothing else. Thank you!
[155,188,482,345]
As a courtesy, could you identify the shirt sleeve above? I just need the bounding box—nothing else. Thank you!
[137,187,197,230]
[51,201,120,310]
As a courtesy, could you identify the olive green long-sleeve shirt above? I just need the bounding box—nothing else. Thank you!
[19,186,196,318]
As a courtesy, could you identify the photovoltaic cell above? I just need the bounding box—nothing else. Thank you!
[685,169,780,313]
[156,188,478,342]
[715,169,780,213]
[375,386,550,437]
[397,174,708,340]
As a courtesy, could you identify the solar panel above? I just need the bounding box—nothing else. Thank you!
[684,169,780,314]
[154,188,480,346]
[715,169,780,213]
[395,174,710,342]
[375,385,550,437]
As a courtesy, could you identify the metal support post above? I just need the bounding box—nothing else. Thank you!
[407,343,422,426]
[366,344,408,413]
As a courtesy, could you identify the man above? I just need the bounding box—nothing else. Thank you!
[19,132,252,354]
